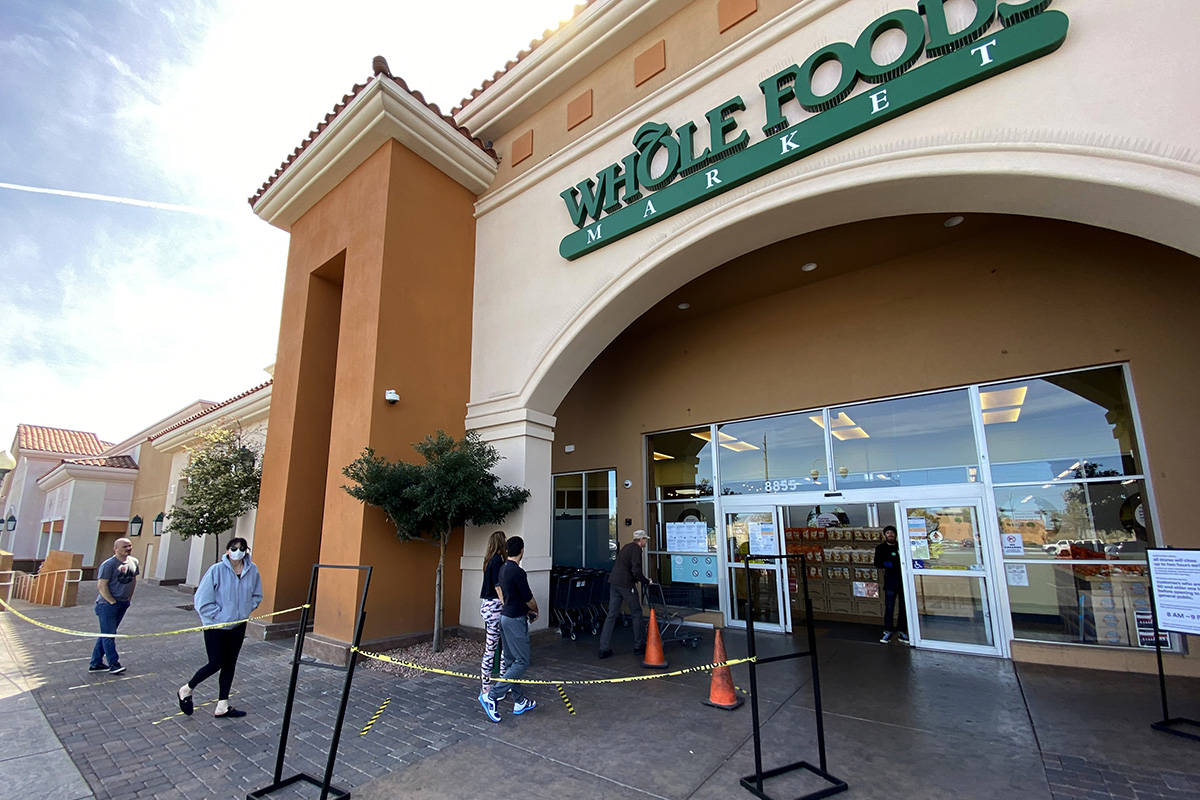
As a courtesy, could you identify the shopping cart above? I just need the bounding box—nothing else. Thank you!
[643,582,702,650]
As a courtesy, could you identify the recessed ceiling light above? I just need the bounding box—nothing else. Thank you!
[944,215,965,228]
[677,302,690,310]
[801,262,818,272]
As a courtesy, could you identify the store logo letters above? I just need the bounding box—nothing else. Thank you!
[558,0,1064,260]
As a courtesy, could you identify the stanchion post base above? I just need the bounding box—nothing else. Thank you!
[740,760,848,800]
[1152,717,1200,742]
[247,772,350,799]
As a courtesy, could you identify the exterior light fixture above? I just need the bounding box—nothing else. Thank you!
[5,514,15,532]
[801,262,818,272]
[943,215,965,228]
[153,512,164,537]
[677,302,691,310]
[129,515,143,537]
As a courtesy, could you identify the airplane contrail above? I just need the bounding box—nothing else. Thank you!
[0,181,244,220]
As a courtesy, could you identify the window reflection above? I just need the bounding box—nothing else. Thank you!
[984,367,1141,482]
[831,390,978,489]
[718,413,827,495]
[647,428,714,499]
[552,471,617,569]
[994,480,1152,560]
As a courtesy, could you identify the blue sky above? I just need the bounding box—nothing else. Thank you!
[1,0,577,447]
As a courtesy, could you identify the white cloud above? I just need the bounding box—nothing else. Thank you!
[2,0,580,443]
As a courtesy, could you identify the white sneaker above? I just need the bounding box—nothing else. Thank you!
[513,697,537,715]
[897,632,911,644]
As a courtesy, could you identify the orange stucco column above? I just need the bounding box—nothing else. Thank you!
[254,139,474,646]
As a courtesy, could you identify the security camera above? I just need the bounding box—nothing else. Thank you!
[384,389,400,405]
[623,479,633,489]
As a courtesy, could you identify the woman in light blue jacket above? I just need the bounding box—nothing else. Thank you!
[176,537,263,718]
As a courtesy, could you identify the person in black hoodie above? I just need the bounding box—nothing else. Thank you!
[873,525,909,644]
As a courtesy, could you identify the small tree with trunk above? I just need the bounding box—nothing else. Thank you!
[166,427,263,566]
[341,430,530,652]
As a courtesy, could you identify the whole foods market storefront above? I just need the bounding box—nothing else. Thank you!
[640,364,1156,658]
[249,0,1200,674]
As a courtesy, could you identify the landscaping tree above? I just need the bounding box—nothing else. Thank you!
[341,430,530,652]
[166,427,263,566]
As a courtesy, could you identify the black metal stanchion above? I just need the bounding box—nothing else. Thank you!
[1147,576,1200,742]
[739,553,848,800]
[249,563,374,800]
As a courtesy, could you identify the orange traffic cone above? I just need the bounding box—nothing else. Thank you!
[701,628,743,710]
[641,608,668,669]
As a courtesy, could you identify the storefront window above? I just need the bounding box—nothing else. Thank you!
[552,470,617,568]
[1005,563,1154,647]
[646,501,719,612]
[984,367,1142,483]
[830,390,978,488]
[994,480,1152,561]
[647,428,714,499]
[718,412,827,494]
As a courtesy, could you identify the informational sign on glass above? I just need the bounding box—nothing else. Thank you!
[665,521,708,552]
[908,515,931,561]
[1001,533,1025,557]
[671,554,718,585]
[1147,549,1200,637]
[748,521,778,556]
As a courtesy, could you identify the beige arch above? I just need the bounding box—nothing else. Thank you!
[519,144,1200,415]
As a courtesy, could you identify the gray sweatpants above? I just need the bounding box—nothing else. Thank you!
[488,615,530,703]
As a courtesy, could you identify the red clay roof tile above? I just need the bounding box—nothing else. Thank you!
[16,425,112,456]
[450,1,600,115]
[248,60,497,209]
[149,380,273,441]
[62,455,138,470]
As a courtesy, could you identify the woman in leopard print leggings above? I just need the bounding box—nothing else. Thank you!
[478,530,507,697]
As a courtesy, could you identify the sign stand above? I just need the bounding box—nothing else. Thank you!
[248,563,374,800]
[740,553,848,800]
[1146,548,1200,743]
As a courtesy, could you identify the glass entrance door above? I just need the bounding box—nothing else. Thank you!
[724,509,787,633]
[899,502,1000,655]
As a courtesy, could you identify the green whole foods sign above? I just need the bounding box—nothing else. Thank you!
[558,0,1067,260]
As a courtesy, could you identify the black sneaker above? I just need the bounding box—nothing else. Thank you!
[633,644,646,655]
[88,664,109,672]
[215,707,246,718]
[108,665,126,675]
[598,649,613,659]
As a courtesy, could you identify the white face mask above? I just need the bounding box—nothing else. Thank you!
[228,549,246,561]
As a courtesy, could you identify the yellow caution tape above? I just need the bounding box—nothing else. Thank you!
[0,597,309,638]
[555,683,576,716]
[360,697,390,736]
[351,646,755,686]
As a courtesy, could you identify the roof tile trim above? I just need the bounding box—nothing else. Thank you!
[248,59,498,208]
[451,1,600,115]
[149,380,273,441]
[61,455,139,470]
[16,424,112,456]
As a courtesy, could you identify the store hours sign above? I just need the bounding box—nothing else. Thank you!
[558,0,1068,260]
[1147,549,1200,637]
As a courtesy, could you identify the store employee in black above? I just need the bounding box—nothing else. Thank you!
[874,525,909,644]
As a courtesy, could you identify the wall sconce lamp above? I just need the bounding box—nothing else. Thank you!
[5,514,15,532]
[153,512,164,537]
[129,515,143,537]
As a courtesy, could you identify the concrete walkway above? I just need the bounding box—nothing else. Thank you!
[2,582,1198,799]
[0,608,93,800]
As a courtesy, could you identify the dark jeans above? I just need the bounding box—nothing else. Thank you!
[883,588,907,633]
[188,623,247,700]
[91,600,130,668]
[598,584,643,652]
[488,615,530,703]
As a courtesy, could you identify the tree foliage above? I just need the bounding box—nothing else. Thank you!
[342,430,530,651]
[166,427,262,557]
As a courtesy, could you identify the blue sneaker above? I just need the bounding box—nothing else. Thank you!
[513,698,537,715]
[479,691,500,723]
